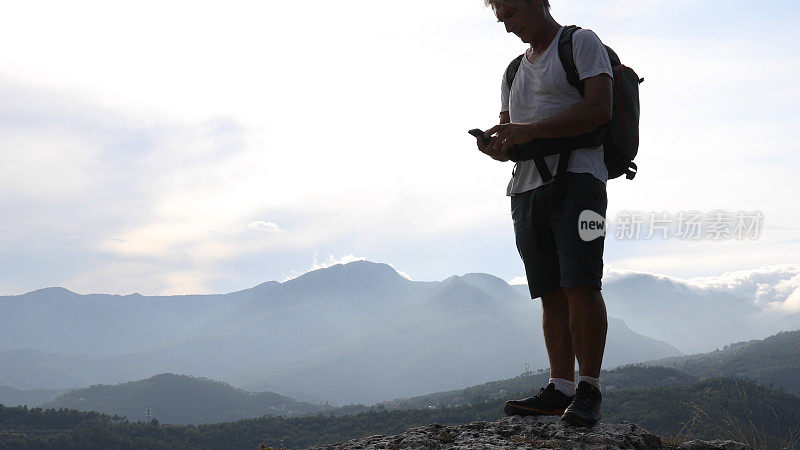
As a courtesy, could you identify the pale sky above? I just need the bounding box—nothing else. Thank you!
[1,0,799,295]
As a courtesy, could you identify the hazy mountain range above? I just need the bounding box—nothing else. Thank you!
[6,329,799,430]
[513,264,800,354]
[1,260,797,406]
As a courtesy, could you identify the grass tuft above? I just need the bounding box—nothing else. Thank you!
[660,377,800,449]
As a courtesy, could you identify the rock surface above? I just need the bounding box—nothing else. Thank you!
[308,416,749,449]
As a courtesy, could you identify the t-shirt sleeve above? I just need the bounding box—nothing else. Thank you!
[500,72,510,113]
[572,29,613,81]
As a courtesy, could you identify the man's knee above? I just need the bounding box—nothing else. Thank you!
[563,287,606,313]
[541,288,568,310]
[563,286,600,299]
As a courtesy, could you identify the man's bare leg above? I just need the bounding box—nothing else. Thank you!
[540,288,575,381]
[504,287,577,417]
[562,286,607,378]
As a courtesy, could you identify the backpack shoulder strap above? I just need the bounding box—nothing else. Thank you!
[505,54,525,91]
[558,25,622,96]
[558,25,582,95]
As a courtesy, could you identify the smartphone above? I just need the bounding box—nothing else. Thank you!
[468,128,490,145]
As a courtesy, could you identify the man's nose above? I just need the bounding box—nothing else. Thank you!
[504,22,513,33]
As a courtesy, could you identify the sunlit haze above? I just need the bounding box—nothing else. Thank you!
[2,0,799,295]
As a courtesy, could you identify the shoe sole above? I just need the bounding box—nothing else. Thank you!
[560,411,602,428]
[504,403,566,416]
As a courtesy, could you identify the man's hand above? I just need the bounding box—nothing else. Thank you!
[484,123,537,155]
[475,134,510,162]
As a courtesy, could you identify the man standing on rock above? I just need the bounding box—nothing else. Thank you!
[476,0,611,427]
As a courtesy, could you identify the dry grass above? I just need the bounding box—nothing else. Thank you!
[660,377,800,449]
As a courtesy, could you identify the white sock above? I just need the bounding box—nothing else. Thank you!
[549,377,576,396]
[579,375,601,391]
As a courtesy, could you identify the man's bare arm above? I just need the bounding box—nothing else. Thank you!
[485,73,613,153]
[530,73,612,138]
[500,111,510,125]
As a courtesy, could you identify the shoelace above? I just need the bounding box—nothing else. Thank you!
[527,386,548,400]
[533,385,561,400]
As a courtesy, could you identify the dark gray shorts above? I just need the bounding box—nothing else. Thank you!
[511,172,607,299]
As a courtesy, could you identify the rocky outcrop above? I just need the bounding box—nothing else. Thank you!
[309,416,748,449]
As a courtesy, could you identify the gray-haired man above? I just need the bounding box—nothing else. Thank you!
[476,0,611,427]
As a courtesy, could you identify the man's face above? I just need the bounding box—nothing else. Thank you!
[494,1,541,44]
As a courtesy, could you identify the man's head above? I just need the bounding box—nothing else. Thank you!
[484,0,550,12]
[484,0,553,44]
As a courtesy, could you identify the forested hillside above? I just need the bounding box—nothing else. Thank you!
[42,374,321,425]
[644,330,800,396]
[3,376,798,449]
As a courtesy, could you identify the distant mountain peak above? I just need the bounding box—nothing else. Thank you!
[21,287,79,298]
[327,260,397,274]
[147,373,188,381]
[460,272,506,281]
[286,260,407,286]
[457,272,527,301]
[430,276,494,307]
[42,372,321,425]
[459,272,513,288]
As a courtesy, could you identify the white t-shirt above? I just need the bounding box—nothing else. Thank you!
[501,26,613,196]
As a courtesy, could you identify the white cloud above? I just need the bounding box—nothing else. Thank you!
[783,287,800,314]
[0,131,100,200]
[685,265,800,314]
[508,276,528,285]
[247,221,284,233]
[684,264,800,291]
[605,264,800,315]
[280,253,369,282]
[604,235,800,282]
[311,253,367,271]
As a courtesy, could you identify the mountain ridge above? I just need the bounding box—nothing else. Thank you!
[0,260,749,406]
[41,373,320,425]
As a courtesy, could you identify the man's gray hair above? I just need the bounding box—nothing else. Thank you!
[484,0,551,12]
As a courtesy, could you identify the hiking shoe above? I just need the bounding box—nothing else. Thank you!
[504,382,574,416]
[561,381,602,427]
